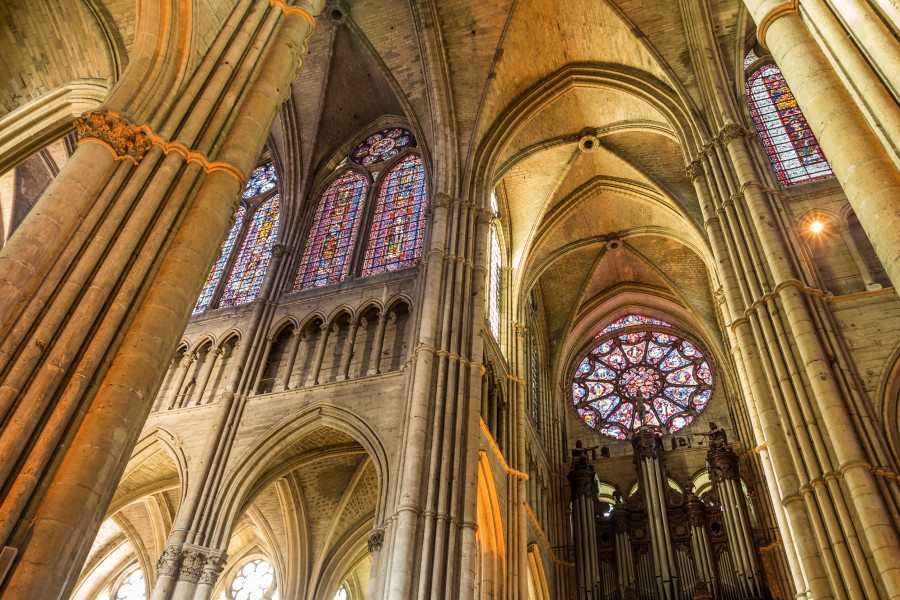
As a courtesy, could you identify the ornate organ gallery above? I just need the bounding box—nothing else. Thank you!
[567,318,769,599]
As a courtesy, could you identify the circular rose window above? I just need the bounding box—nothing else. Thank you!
[572,316,712,440]
[351,128,414,166]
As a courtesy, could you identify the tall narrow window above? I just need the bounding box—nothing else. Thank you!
[746,63,833,185]
[530,332,540,428]
[193,157,280,314]
[219,195,280,307]
[194,205,246,313]
[294,171,368,290]
[488,224,501,339]
[362,154,427,276]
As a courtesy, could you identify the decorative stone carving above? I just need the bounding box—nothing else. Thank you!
[718,123,750,145]
[156,545,183,578]
[178,549,207,583]
[367,529,384,552]
[199,554,226,586]
[74,111,153,163]
[713,286,726,306]
[568,441,599,497]
[685,159,704,180]
[632,429,663,460]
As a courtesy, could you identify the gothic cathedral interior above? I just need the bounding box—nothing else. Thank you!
[1,0,899,599]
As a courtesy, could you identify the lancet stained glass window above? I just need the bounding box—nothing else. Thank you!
[362,155,427,276]
[194,205,246,313]
[351,128,414,166]
[530,333,540,428]
[746,64,833,185]
[294,171,368,290]
[243,161,277,198]
[488,224,501,339]
[572,317,712,440]
[219,195,280,307]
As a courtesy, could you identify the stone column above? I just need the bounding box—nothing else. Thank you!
[706,429,763,598]
[568,442,602,599]
[367,311,388,375]
[612,498,636,597]
[165,354,195,411]
[190,347,221,406]
[279,328,303,391]
[336,318,359,381]
[307,321,330,386]
[748,0,900,289]
[191,553,226,600]
[632,428,678,600]
[0,2,324,597]
[837,222,882,292]
[251,335,276,394]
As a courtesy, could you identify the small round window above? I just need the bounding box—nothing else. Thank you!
[571,315,712,440]
[115,568,146,600]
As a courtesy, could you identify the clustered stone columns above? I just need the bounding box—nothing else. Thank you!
[153,544,225,600]
[376,194,487,599]
[278,328,305,390]
[367,311,389,375]
[568,442,602,598]
[706,429,763,597]
[0,1,324,597]
[687,119,900,598]
[632,429,678,600]
[747,0,900,290]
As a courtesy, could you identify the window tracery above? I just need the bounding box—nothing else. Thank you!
[488,224,501,340]
[294,170,368,290]
[333,585,348,600]
[114,568,146,600]
[193,159,280,313]
[572,317,712,440]
[351,127,414,166]
[230,559,276,600]
[745,62,833,186]
[362,154,427,276]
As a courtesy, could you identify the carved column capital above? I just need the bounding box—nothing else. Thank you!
[367,529,385,552]
[718,123,752,146]
[199,554,227,586]
[74,111,153,163]
[155,545,183,578]
[177,549,207,583]
[686,158,704,181]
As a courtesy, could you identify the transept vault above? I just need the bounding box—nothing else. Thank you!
[0,0,899,599]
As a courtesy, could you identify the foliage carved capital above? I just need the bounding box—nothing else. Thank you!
[74,111,152,164]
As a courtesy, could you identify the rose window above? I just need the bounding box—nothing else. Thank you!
[572,318,713,440]
[230,559,276,600]
[351,128,414,166]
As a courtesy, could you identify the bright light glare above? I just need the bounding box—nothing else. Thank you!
[809,220,824,234]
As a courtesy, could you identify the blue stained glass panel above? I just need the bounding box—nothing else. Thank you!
[243,161,278,199]
[352,128,414,166]
[219,195,280,307]
[362,155,427,276]
[294,171,368,290]
[597,314,673,337]
[194,205,246,314]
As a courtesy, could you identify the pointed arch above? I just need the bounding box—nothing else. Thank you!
[361,153,428,276]
[294,170,369,290]
[745,63,833,186]
[219,193,281,307]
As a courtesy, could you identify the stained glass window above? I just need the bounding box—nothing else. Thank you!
[572,320,712,440]
[194,206,247,313]
[243,161,278,199]
[333,586,348,600]
[743,49,759,70]
[597,314,672,337]
[488,224,501,339]
[351,128,414,166]
[530,333,540,428]
[746,64,833,186]
[231,559,275,600]
[219,195,280,307]
[362,155,427,276]
[294,171,368,290]
[115,568,146,600]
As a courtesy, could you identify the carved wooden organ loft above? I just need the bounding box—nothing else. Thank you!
[568,426,770,600]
